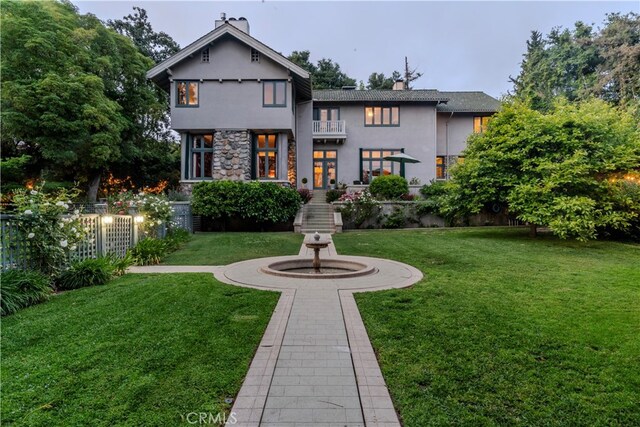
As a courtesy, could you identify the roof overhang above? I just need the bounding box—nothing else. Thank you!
[147,24,312,101]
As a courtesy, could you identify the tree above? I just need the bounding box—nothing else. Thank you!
[403,57,423,90]
[0,1,167,200]
[287,51,356,89]
[107,7,180,64]
[287,50,317,75]
[367,71,401,89]
[445,99,640,240]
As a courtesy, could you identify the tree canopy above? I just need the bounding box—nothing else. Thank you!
[367,71,402,90]
[445,99,640,240]
[287,51,356,89]
[511,13,640,110]
[1,1,179,200]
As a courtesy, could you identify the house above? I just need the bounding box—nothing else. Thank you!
[146,16,500,192]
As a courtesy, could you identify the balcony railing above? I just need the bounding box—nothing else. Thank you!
[312,120,346,137]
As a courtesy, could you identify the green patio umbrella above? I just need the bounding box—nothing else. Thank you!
[383,152,421,176]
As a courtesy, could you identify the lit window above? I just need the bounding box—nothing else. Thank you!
[457,156,465,164]
[251,48,260,62]
[365,107,399,126]
[176,81,198,106]
[201,48,210,63]
[474,116,491,133]
[189,135,214,179]
[256,134,278,179]
[360,149,403,184]
[263,81,286,107]
[436,156,446,179]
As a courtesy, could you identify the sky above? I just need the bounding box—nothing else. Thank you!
[73,1,639,98]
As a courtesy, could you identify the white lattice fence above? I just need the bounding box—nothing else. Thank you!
[72,215,99,261]
[1,215,34,270]
[103,216,133,258]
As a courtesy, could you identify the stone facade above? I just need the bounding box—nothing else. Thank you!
[212,130,252,180]
[287,139,296,185]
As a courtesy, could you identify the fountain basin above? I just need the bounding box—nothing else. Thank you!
[261,258,377,279]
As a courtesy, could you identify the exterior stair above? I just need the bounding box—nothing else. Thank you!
[300,190,336,234]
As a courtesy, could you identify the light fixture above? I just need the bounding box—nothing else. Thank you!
[102,215,114,224]
[134,215,144,224]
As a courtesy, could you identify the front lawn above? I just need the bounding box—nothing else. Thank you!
[1,274,279,426]
[333,228,640,426]
[162,232,303,265]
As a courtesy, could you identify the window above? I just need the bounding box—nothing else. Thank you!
[313,108,340,133]
[436,156,446,179]
[176,81,198,107]
[201,48,210,63]
[251,48,260,62]
[457,156,465,164]
[263,81,286,107]
[365,106,399,126]
[474,116,491,133]
[360,149,403,184]
[256,134,278,179]
[189,135,214,179]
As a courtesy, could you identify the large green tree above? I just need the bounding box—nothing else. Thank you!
[367,71,401,89]
[1,1,173,200]
[445,99,640,240]
[511,13,639,110]
[287,51,356,89]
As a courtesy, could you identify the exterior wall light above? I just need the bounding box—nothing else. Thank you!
[134,215,144,224]
[102,215,114,224]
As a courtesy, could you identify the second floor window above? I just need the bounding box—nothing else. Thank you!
[176,81,198,107]
[365,106,399,126]
[436,156,446,179]
[474,116,491,133]
[263,81,286,107]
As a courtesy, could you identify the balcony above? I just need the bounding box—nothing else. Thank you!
[312,120,346,143]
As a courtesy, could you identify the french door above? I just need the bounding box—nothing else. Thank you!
[313,150,337,189]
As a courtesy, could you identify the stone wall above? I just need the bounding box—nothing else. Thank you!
[212,130,251,180]
[287,139,297,185]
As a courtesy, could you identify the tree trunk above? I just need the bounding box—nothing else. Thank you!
[529,223,537,238]
[87,173,102,202]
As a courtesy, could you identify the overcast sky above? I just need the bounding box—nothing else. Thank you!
[73,1,639,98]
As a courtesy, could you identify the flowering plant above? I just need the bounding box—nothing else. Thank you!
[10,184,87,275]
[108,190,172,233]
[337,189,382,228]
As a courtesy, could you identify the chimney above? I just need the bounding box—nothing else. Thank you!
[392,79,405,91]
[215,14,250,34]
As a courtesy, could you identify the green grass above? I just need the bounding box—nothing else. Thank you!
[1,274,279,426]
[162,232,303,265]
[333,228,640,426]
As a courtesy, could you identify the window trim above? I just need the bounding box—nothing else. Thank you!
[364,106,400,127]
[359,148,405,184]
[187,134,215,180]
[262,80,287,108]
[254,134,279,180]
[313,107,341,121]
[473,116,490,133]
[175,80,199,108]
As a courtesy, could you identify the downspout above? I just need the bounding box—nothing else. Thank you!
[445,111,454,179]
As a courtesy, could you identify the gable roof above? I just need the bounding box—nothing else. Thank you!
[147,23,312,100]
[436,91,500,113]
[313,89,449,103]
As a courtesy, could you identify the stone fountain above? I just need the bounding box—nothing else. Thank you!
[306,232,330,273]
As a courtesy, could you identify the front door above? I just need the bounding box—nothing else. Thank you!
[313,150,337,189]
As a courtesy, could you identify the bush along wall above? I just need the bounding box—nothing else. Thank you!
[191,181,302,231]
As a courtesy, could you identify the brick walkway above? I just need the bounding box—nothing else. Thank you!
[128,234,422,426]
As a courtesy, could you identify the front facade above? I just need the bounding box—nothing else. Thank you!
[147,18,500,191]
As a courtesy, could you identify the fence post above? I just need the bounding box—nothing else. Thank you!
[132,219,139,247]
[99,215,110,256]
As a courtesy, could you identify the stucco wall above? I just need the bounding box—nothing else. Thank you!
[296,102,313,187]
[170,38,295,131]
[436,113,475,156]
[302,103,438,185]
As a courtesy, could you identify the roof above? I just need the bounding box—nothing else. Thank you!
[436,91,501,113]
[147,23,311,100]
[313,89,449,103]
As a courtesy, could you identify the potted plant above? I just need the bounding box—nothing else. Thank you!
[330,178,336,189]
[301,177,308,189]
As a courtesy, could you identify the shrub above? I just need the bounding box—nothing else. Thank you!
[55,257,114,290]
[337,190,382,228]
[164,228,191,251]
[1,269,52,316]
[129,238,167,266]
[192,181,301,224]
[105,252,134,276]
[382,207,407,229]
[298,188,312,204]
[167,189,190,201]
[369,175,409,200]
[420,180,449,198]
[326,189,346,203]
[400,193,416,201]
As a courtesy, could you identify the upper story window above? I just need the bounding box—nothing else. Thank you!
[365,106,399,126]
[473,116,491,133]
[251,48,260,62]
[436,156,446,179]
[313,107,340,121]
[263,81,286,107]
[176,81,198,107]
[201,48,210,63]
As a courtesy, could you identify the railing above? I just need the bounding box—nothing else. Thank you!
[312,120,346,136]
